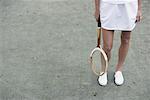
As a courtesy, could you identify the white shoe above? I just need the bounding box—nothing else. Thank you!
[97,72,108,86]
[114,71,124,86]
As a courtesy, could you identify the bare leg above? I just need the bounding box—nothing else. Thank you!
[101,28,114,72]
[116,31,131,71]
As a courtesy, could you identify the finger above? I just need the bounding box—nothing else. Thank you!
[136,16,140,22]
[95,16,98,22]
[96,18,99,22]
[140,15,142,21]
[138,15,142,22]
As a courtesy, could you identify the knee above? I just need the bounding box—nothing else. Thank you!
[103,45,112,53]
[121,35,130,45]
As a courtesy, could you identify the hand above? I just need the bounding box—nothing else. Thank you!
[136,10,142,23]
[94,10,100,22]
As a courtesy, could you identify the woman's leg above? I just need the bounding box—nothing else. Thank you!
[102,28,114,61]
[116,31,131,71]
[101,28,114,72]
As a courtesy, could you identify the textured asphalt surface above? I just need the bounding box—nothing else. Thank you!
[0,0,150,100]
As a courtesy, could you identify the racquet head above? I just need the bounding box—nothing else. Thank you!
[89,47,108,76]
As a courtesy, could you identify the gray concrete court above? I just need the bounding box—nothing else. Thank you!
[0,0,150,100]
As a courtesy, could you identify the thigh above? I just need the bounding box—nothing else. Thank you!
[102,28,114,48]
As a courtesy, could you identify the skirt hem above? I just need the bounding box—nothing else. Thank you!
[101,25,136,31]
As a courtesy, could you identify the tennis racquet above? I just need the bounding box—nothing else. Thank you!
[89,18,108,76]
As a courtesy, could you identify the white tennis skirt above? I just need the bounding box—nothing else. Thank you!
[100,1,138,31]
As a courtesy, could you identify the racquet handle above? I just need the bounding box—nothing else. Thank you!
[97,27,101,47]
[97,16,101,47]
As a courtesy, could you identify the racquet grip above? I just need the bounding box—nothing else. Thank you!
[97,15,101,27]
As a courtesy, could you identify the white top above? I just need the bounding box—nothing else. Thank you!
[101,0,137,4]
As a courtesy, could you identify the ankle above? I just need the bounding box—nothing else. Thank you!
[115,65,123,72]
[115,69,122,72]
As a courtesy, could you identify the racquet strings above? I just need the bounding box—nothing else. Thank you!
[92,50,106,75]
